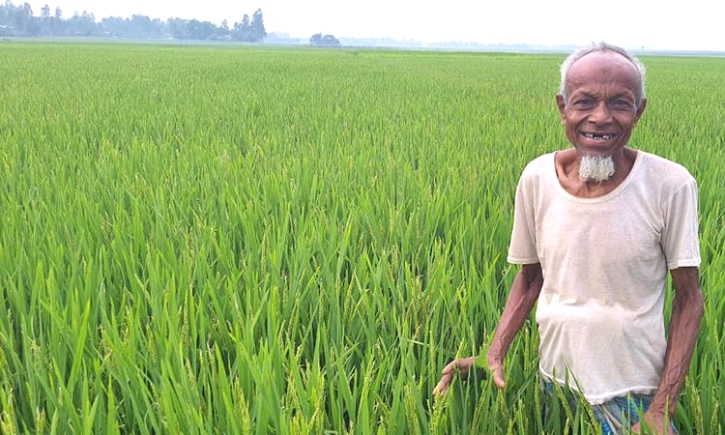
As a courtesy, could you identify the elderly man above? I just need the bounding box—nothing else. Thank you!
[433,42,703,435]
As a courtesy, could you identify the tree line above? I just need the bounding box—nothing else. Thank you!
[0,1,266,42]
[309,33,340,47]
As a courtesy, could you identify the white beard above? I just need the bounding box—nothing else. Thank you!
[579,155,615,182]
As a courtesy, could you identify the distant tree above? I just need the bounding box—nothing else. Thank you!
[128,14,152,37]
[251,8,265,41]
[214,19,230,40]
[0,2,14,35]
[186,19,216,40]
[310,33,340,47]
[0,1,265,42]
[232,13,251,41]
[19,2,39,35]
[100,16,126,37]
[231,10,265,42]
[66,10,97,36]
[38,3,50,35]
[166,17,188,39]
[52,6,63,34]
[149,17,165,38]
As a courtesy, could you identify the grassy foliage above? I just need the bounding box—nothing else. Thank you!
[0,42,722,434]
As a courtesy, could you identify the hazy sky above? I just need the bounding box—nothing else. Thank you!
[27,0,724,50]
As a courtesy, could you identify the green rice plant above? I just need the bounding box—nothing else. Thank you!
[0,42,722,434]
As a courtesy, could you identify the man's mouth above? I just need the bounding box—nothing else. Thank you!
[582,132,616,140]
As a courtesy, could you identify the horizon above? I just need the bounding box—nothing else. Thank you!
[14,0,725,51]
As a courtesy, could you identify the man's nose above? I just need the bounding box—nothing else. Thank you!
[589,101,612,123]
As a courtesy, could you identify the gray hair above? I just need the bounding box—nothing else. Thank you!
[559,42,647,108]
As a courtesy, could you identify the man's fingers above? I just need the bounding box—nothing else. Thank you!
[632,414,675,435]
[492,365,506,389]
[433,357,477,396]
[441,357,475,377]
[432,361,458,397]
[440,361,457,376]
[435,355,508,393]
[455,356,476,377]
[432,373,452,396]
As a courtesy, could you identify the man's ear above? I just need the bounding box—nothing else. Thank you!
[556,94,567,124]
[635,98,647,123]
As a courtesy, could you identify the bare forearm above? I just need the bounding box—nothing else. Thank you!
[651,271,704,417]
[488,264,543,359]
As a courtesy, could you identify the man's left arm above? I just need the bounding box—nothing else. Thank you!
[637,266,704,433]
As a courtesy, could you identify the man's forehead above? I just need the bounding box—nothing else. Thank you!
[566,52,640,90]
[569,51,639,76]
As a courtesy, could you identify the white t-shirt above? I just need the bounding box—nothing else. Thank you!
[507,150,700,404]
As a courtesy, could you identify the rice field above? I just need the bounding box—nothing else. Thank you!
[0,42,723,434]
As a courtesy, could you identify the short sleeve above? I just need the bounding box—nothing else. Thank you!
[507,175,539,264]
[662,177,701,269]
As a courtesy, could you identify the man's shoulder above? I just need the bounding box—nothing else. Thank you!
[520,152,556,179]
[636,150,696,186]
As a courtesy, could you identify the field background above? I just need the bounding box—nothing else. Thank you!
[0,42,723,434]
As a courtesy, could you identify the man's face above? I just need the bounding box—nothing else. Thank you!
[557,52,647,158]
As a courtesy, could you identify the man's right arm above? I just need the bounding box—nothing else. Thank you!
[433,263,543,395]
[486,262,544,388]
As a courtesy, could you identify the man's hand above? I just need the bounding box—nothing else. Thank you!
[432,356,476,397]
[432,354,506,396]
[632,408,675,435]
[631,409,676,435]
[487,354,506,389]
[433,263,542,397]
